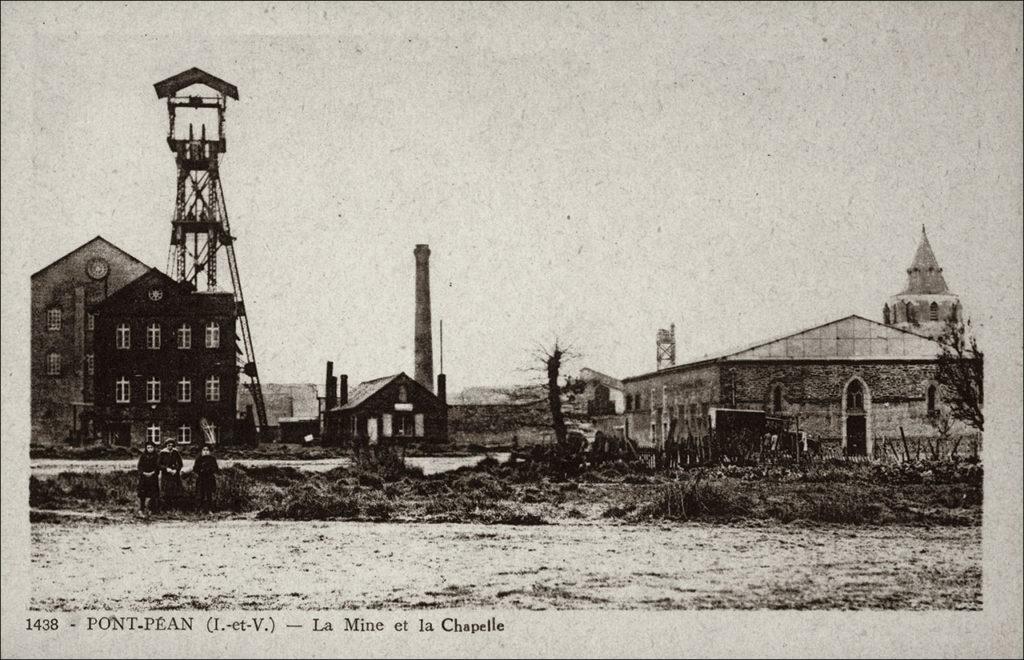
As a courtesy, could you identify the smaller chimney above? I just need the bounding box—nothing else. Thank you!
[325,361,337,411]
[436,373,447,404]
[339,374,349,406]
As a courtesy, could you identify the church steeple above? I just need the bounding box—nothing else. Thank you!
[884,226,960,340]
[902,225,950,295]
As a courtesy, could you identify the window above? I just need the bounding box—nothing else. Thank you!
[350,415,359,437]
[87,313,95,331]
[177,324,192,349]
[414,413,425,437]
[146,424,161,445]
[906,303,917,324]
[382,413,393,437]
[46,308,61,331]
[927,385,937,413]
[178,425,192,444]
[116,323,130,349]
[146,377,161,403]
[929,302,939,321]
[398,385,408,403]
[846,380,864,411]
[771,385,783,413]
[46,353,61,375]
[205,375,221,402]
[882,304,891,325]
[86,353,94,376]
[116,377,130,403]
[177,378,192,403]
[146,323,161,349]
[205,322,220,348]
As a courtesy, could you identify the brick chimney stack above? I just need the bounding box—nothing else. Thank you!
[414,244,434,393]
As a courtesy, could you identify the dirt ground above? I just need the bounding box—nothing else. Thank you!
[31,519,981,610]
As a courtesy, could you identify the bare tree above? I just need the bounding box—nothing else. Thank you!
[528,339,580,449]
[935,314,984,432]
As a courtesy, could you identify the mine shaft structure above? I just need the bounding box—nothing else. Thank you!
[154,68,268,432]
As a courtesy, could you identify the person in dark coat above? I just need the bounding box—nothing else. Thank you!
[158,443,185,509]
[193,445,220,513]
[137,442,161,517]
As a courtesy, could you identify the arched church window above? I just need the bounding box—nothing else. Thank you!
[929,302,939,321]
[771,385,783,413]
[906,303,917,324]
[882,304,891,325]
[846,380,864,411]
[927,384,937,413]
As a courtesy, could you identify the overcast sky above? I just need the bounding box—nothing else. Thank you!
[2,2,1021,393]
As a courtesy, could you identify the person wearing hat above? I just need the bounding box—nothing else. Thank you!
[137,441,161,517]
[158,441,185,510]
[193,445,220,513]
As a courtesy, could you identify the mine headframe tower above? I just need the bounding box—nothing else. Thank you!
[154,67,268,433]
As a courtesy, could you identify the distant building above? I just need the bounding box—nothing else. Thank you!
[90,268,238,446]
[324,372,448,446]
[30,236,151,446]
[238,383,319,442]
[575,367,624,415]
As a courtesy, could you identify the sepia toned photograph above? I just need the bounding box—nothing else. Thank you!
[2,1,1021,658]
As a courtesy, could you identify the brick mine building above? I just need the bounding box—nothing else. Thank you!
[90,268,238,446]
[30,237,152,446]
[613,227,977,456]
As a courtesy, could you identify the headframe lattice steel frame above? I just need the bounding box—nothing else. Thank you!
[154,68,268,433]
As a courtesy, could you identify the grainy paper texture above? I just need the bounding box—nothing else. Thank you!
[2,2,1022,657]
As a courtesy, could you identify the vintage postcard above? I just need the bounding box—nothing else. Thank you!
[2,2,1022,658]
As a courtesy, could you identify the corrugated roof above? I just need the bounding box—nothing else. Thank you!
[623,315,944,383]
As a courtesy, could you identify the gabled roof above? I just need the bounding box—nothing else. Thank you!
[579,367,624,390]
[154,68,239,100]
[623,315,944,383]
[31,236,149,279]
[88,268,192,311]
[901,226,950,295]
[337,374,404,411]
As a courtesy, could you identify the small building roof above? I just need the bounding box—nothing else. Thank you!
[578,367,623,390]
[154,67,239,100]
[336,374,404,411]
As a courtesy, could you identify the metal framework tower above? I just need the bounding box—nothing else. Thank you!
[153,68,268,432]
[656,323,676,371]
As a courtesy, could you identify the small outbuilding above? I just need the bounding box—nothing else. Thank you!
[324,372,448,446]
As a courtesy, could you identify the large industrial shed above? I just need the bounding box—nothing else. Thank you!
[617,315,963,457]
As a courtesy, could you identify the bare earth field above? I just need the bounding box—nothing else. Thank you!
[31,519,981,610]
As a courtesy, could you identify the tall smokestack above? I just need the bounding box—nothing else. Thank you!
[325,361,337,411]
[414,244,434,392]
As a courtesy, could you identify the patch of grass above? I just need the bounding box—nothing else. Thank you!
[257,481,360,520]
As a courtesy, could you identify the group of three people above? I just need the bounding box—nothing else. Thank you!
[136,442,220,516]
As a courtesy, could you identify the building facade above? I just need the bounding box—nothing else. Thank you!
[30,236,151,446]
[324,372,448,446]
[91,268,238,447]
[613,229,976,457]
[618,315,960,456]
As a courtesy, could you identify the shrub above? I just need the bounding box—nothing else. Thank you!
[257,482,359,520]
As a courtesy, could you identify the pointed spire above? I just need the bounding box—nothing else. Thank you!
[902,225,949,294]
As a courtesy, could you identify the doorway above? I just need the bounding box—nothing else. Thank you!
[846,415,866,456]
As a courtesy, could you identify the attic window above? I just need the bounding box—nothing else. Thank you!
[398,385,408,403]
